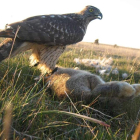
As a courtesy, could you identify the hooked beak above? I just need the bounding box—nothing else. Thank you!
[97,12,103,20]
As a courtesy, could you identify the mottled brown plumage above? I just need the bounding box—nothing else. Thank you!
[0,5,102,74]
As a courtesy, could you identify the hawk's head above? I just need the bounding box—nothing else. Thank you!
[80,5,103,22]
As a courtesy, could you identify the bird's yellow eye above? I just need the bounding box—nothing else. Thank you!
[89,9,94,12]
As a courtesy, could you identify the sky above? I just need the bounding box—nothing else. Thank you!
[0,0,140,48]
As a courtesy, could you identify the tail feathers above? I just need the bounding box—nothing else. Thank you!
[0,38,25,62]
[0,29,15,38]
[0,38,13,61]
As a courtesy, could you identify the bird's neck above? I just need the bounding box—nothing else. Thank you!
[76,13,93,29]
[78,8,94,24]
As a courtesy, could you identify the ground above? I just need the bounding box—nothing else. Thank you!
[0,41,140,139]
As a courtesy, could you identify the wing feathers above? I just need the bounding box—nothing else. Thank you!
[3,14,84,45]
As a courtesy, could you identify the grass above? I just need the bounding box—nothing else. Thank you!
[0,42,140,139]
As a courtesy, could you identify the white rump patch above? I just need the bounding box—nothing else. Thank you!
[6,25,12,29]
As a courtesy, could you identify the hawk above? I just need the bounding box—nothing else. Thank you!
[0,5,102,74]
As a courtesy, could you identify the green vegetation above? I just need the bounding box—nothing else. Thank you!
[0,42,140,139]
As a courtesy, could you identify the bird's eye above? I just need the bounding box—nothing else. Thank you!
[89,9,94,12]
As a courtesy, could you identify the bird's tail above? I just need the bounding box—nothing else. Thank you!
[0,29,15,38]
[0,38,13,62]
[0,38,29,62]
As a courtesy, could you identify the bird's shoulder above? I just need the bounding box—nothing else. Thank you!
[8,13,84,31]
[22,13,84,25]
[23,13,83,20]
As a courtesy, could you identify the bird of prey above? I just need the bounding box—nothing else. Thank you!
[0,5,102,75]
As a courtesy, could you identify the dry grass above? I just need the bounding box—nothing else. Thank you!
[74,42,140,58]
[0,41,140,139]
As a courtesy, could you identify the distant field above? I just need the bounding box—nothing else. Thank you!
[60,42,140,82]
[0,41,140,140]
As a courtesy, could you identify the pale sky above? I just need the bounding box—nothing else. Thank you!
[0,0,140,48]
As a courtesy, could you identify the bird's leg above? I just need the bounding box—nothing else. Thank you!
[37,45,66,75]
[29,47,40,67]
[34,67,58,81]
